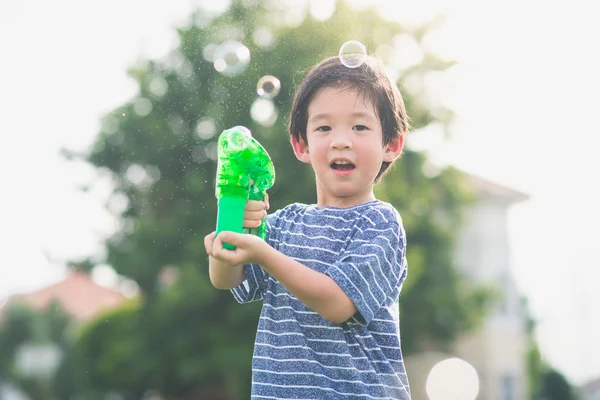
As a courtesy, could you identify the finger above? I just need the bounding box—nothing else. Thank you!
[212,233,229,257]
[204,231,216,255]
[244,209,267,220]
[243,218,262,228]
[264,192,270,210]
[245,200,267,211]
[216,231,244,248]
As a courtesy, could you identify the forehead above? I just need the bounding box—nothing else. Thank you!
[307,85,377,117]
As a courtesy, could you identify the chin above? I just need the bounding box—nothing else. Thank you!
[330,188,364,200]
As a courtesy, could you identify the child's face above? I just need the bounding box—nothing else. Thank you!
[291,86,402,208]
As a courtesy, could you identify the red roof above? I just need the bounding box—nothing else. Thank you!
[0,269,125,322]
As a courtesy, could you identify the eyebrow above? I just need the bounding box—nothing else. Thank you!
[309,112,376,123]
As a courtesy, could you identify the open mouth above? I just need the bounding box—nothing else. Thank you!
[330,160,355,170]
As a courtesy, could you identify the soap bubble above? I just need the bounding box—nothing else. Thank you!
[195,117,216,140]
[426,357,479,400]
[213,40,250,77]
[256,75,281,98]
[133,98,153,117]
[250,98,278,127]
[339,40,367,68]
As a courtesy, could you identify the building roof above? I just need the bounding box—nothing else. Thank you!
[0,269,125,322]
[462,170,530,203]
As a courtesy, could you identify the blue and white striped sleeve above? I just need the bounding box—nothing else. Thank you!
[325,207,407,325]
[230,209,281,304]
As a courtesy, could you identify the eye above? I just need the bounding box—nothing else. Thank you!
[353,125,369,131]
[316,126,331,132]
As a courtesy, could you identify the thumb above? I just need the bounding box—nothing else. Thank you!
[216,231,241,247]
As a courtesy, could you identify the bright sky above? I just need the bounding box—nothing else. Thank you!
[1,0,598,387]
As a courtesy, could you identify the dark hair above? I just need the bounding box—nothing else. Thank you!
[288,55,409,183]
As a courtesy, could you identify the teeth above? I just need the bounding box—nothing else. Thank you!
[334,160,351,164]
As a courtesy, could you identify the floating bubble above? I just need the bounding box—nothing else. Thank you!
[205,141,219,161]
[309,0,336,21]
[250,98,278,127]
[426,357,479,400]
[133,98,153,117]
[203,43,218,62]
[256,75,281,98]
[213,40,250,77]
[339,40,367,68]
[108,192,129,214]
[195,117,216,140]
[125,164,147,186]
[101,116,119,135]
[191,145,209,164]
[149,76,168,98]
[253,27,274,49]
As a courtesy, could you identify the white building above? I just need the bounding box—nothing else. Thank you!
[452,172,530,400]
[580,377,600,400]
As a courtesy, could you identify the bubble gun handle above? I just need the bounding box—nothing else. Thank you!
[215,126,275,250]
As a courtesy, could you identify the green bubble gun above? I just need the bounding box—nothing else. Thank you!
[215,126,275,250]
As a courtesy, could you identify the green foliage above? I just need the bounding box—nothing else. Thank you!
[65,0,496,397]
[522,296,545,399]
[539,369,579,400]
[521,297,579,400]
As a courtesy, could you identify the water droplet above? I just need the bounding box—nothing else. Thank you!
[256,75,281,98]
[213,40,251,77]
[339,40,367,68]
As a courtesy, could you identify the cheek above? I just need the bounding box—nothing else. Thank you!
[307,139,326,157]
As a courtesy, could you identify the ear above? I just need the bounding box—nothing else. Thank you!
[383,135,404,162]
[290,134,311,163]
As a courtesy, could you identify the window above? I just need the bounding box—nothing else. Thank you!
[500,375,516,400]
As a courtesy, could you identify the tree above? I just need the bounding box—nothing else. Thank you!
[540,369,579,400]
[522,296,579,400]
[67,0,494,397]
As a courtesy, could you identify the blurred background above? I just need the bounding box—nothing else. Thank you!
[0,0,598,399]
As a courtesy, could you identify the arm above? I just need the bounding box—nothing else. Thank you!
[255,210,406,325]
[208,252,245,290]
[257,246,357,324]
[206,198,270,290]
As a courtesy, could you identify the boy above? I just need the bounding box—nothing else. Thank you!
[205,55,410,399]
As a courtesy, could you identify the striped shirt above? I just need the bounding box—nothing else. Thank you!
[231,200,410,399]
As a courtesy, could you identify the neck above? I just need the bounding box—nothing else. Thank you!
[315,191,376,209]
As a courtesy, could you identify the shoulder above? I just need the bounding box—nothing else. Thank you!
[358,200,403,227]
[266,202,309,226]
[352,201,405,243]
[268,202,309,219]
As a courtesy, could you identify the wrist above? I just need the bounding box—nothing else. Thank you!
[254,239,274,267]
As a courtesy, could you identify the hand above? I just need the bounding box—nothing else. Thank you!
[205,230,269,266]
[243,192,269,229]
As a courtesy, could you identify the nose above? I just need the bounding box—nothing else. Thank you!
[329,129,352,150]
